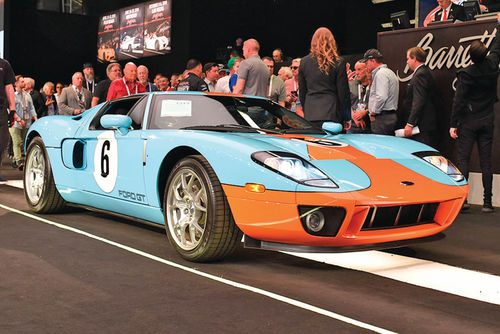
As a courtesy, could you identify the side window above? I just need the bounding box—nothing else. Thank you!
[128,96,148,130]
[148,95,236,129]
[89,96,144,130]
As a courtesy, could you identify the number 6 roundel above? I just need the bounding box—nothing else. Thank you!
[93,131,118,193]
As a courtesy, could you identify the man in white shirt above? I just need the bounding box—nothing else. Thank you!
[215,57,241,93]
[433,0,466,22]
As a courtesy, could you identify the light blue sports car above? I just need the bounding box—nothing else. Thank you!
[23,92,468,262]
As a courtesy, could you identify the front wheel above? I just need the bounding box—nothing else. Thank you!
[24,137,66,213]
[163,155,242,262]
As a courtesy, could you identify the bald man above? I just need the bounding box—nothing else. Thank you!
[107,62,146,101]
[59,72,92,115]
[233,38,269,97]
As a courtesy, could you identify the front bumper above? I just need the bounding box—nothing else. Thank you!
[222,183,468,248]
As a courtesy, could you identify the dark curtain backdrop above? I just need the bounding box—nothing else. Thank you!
[7,0,415,88]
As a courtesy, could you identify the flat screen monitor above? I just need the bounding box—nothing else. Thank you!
[463,0,481,21]
[97,0,172,63]
[390,10,412,30]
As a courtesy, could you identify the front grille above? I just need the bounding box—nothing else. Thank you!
[361,203,439,230]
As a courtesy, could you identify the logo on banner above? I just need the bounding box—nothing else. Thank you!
[397,28,497,89]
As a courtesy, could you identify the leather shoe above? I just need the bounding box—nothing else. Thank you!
[461,202,471,211]
[482,204,494,213]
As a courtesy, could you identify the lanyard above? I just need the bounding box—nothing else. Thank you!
[268,77,273,97]
[358,84,369,104]
[123,78,138,96]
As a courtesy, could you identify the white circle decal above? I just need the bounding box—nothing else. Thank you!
[93,131,118,193]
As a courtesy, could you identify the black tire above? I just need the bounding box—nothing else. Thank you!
[163,155,242,262]
[23,137,66,213]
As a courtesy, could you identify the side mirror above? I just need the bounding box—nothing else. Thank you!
[101,114,133,135]
[322,122,343,134]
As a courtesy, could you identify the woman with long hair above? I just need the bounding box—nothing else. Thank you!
[298,27,351,128]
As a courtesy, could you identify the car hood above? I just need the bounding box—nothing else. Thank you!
[213,132,465,190]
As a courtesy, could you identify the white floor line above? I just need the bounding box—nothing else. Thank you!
[0,203,396,334]
[283,251,500,306]
[5,180,23,189]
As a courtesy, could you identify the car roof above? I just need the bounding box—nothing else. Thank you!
[136,91,268,100]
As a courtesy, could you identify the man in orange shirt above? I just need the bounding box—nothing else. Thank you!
[107,62,146,101]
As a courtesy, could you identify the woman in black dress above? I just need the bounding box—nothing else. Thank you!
[298,27,351,128]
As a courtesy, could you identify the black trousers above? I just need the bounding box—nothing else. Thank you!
[457,113,494,204]
[371,112,397,135]
[0,110,9,162]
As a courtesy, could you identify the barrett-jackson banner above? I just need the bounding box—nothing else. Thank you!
[119,5,145,60]
[378,18,500,174]
[97,12,119,62]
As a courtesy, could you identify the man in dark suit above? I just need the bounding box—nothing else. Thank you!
[434,0,466,22]
[450,15,500,213]
[403,47,438,148]
[59,72,92,116]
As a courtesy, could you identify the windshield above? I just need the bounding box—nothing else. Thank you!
[148,94,324,134]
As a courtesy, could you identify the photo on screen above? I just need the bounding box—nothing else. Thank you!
[97,12,119,62]
[144,0,172,57]
[119,5,145,60]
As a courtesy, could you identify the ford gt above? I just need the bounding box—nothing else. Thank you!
[23,92,468,262]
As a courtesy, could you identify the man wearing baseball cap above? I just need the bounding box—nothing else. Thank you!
[83,62,97,95]
[215,57,241,93]
[363,49,399,135]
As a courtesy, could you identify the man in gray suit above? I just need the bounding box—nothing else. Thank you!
[59,72,92,116]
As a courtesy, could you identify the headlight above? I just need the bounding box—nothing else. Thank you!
[252,151,338,188]
[414,151,464,182]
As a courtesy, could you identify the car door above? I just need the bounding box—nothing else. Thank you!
[65,95,150,210]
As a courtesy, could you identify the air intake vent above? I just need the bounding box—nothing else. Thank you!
[362,203,439,230]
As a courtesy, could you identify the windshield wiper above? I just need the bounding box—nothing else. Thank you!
[280,128,326,134]
[181,125,259,133]
[217,124,285,134]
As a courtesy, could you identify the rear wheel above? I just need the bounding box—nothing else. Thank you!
[163,155,242,262]
[24,137,66,213]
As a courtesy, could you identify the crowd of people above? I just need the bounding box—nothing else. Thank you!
[1,11,499,211]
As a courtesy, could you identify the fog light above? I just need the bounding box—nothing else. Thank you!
[305,211,325,233]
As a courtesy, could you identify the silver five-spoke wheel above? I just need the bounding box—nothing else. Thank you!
[166,168,208,251]
[25,144,46,205]
[23,137,65,213]
[163,155,242,262]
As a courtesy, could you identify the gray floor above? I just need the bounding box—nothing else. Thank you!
[1,155,500,333]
